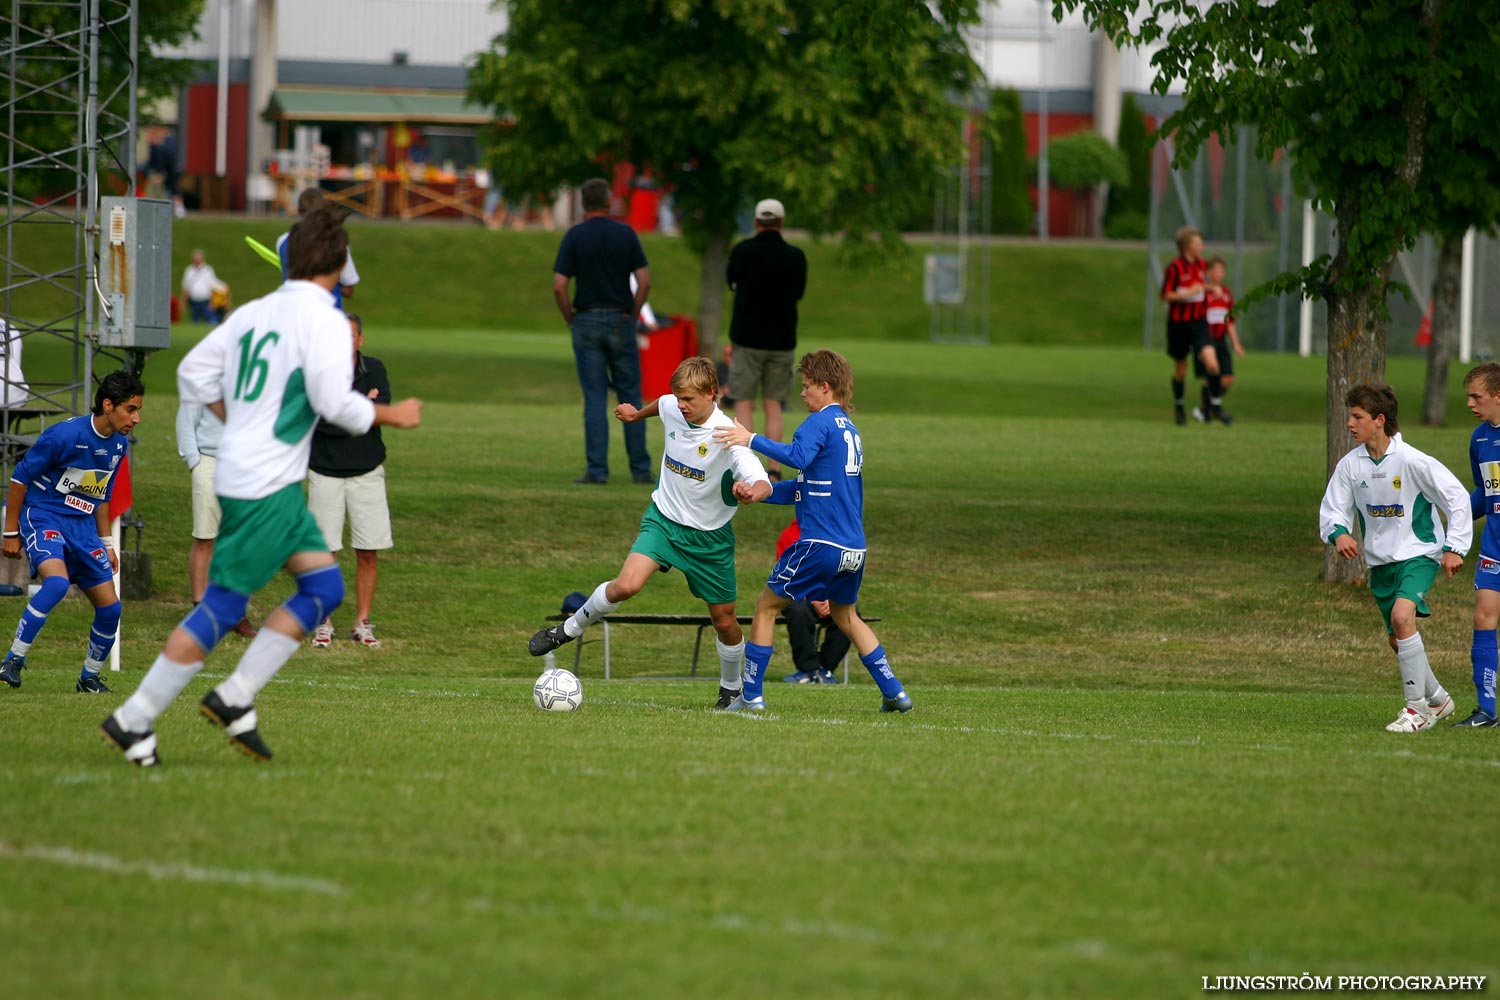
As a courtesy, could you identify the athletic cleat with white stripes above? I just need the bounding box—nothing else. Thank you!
[75,671,111,694]
[880,692,914,713]
[200,690,273,761]
[724,693,765,712]
[528,623,574,657]
[101,713,159,767]
[714,686,740,709]
[1384,705,1435,732]
[1450,708,1498,728]
[0,652,25,688]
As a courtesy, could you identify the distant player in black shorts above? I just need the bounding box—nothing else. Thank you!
[1193,256,1244,425]
[1160,226,1227,424]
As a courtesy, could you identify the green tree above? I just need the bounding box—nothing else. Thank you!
[1057,0,1499,582]
[1045,130,1126,236]
[986,88,1033,236]
[5,1,204,198]
[468,0,983,351]
[1104,93,1150,239]
[1418,22,1500,426]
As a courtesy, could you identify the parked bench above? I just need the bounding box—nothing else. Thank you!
[543,612,880,681]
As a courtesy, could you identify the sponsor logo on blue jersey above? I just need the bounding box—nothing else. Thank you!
[1365,503,1405,518]
[664,456,706,482]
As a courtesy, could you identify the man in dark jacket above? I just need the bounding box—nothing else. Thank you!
[306,311,392,649]
[726,198,807,480]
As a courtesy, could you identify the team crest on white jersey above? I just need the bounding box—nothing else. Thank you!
[1392,475,1401,489]
[697,443,708,457]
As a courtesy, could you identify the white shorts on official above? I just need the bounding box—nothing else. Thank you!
[307,465,393,552]
[190,454,223,539]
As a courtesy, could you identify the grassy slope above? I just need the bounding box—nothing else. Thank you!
[12,218,1148,345]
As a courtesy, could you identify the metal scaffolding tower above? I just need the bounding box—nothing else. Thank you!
[2,0,145,473]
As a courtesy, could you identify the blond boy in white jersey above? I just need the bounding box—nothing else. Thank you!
[103,207,423,767]
[1319,383,1471,732]
[528,357,772,708]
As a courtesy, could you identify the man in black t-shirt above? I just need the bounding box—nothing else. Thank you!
[553,178,654,484]
[726,198,807,479]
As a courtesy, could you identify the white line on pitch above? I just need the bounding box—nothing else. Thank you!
[0,841,346,896]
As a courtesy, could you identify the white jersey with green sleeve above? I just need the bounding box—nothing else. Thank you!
[1318,432,1473,566]
[177,281,376,501]
[650,394,769,531]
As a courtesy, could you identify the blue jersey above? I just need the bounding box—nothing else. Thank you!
[752,404,865,550]
[11,414,127,521]
[1469,422,1500,558]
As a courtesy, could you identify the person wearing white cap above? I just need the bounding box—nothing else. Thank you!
[726,198,807,480]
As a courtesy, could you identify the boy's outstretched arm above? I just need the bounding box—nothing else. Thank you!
[616,398,661,423]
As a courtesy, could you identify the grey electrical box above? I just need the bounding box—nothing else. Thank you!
[98,196,172,350]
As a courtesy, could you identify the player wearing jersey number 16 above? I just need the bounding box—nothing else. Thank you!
[102,205,422,767]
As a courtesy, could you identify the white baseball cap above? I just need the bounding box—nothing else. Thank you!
[754,198,785,222]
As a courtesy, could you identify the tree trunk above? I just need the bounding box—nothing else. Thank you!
[696,226,732,358]
[1323,249,1389,584]
[1420,232,1465,426]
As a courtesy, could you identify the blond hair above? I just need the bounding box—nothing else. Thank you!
[669,356,719,397]
[1465,362,1500,397]
[1175,226,1202,253]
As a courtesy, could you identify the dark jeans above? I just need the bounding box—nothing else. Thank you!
[571,310,652,480]
[188,297,215,324]
[785,600,852,674]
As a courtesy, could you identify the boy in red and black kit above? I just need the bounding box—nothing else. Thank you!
[1160,226,1228,425]
[1195,256,1245,424]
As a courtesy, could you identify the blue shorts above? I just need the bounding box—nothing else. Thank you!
[767,539,866,606]
[1475,553,1500,592]
[20,506,113,589]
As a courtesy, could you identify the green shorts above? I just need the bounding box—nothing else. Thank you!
[629,503,738,605]
[210,482,331,595]
[1368,557,1439,633]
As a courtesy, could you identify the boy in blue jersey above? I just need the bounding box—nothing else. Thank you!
[1458,363,1500,727]
[0,370,144,693]
[713,349,912,713]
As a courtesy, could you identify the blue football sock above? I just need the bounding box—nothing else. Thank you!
[860,645,904,699]
[742,642,773,700]
[13,575,70,653]
[1473,629,1498,718]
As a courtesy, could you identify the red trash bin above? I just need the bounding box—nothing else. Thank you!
[638,315,699,400]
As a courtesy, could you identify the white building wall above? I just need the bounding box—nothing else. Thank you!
[278,0,506,64]
[974,0,1183,96]
[159,0,507,66]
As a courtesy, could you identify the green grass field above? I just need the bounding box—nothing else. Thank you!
[3,282,1498,996]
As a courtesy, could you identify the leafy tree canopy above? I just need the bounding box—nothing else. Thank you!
[468,0,984,256]
[1045,130,1127,192]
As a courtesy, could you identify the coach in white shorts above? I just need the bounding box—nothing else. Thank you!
[306,311,392,649]
[176,401,257,637]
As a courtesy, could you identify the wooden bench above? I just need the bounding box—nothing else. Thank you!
[543,613,880,681]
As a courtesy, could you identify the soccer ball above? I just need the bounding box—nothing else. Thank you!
[533,667,583,712]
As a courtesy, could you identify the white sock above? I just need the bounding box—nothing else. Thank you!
[716,638,744,691]
[1425,666,1449,706]
[116,653,203,732]
[1395,634,1432,710]
[564,581,620,638]
[215,629,300,708]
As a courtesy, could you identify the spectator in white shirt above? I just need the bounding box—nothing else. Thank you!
[181,250,222,324]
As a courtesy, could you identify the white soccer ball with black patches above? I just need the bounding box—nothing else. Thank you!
[533,667,583,712]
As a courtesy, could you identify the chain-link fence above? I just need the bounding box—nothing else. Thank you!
[1143,127,1500,361]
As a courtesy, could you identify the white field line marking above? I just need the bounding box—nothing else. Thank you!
[0,841,346,896]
